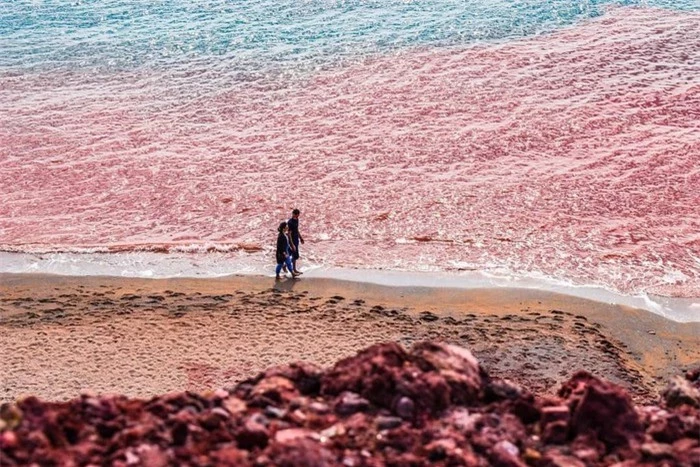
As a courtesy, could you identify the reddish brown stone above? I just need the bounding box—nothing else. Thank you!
[321,342,409,409]
[662,376,700,408]
[266,438,335,466]
[274,428,312,444]
[250,376,299,407]
[1,341,698,466]
[0,430,19,450]
[542,451,587,467]
[542,420,569,444]
[335,392,370,416]
[559,371,643,450]
[262,362,323,395]
[540,405,570,425]
[488,440,526,467]
[211,445,249,466]
[411,341,485,405]
[235,414,270,450]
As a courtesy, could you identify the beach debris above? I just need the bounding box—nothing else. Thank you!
[1,342,699,466]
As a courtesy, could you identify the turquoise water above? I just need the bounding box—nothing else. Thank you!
[2,0,697,73]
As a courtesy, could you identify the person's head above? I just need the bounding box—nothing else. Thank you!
[278,221,288,233]
[292,208,300,218]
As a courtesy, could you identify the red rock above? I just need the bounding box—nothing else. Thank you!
[424,437,457,461]
[647,412,686,443]
[170,421,188,446]
[490,439,527,467]
[375,415,403,430]
[335,392,370,416]
[542,420,569,444]
[262,362,323,395]
[540,405,570,425]
[1,341,698,466]
[308,401,330,414]
[222,396,247,415]
[540,405,571,444]
[446,407,482,433]
[572,447,600,464]
[662,375,700,408]
[199,407,229,430]
[641,441,674,460]
[341,412,371,438]
[388,452,424,466]
[411,341,485,405]
[559,371,643,450]
[321,342,408,409]
[0,430,18,450]
[250,376,299,407]
[319,422,346,441]
[211,445,248,466]
[485,378,527,402]
[377,424,419,453]
[543,451,587,467]
[685,367,700,382]
[266,438,335,466]
[136,444,169,467]
[25,429,50,450]
[235,414,270,450]
[288,408,308,425]
[672,437,699,451]
[274,428,312,444]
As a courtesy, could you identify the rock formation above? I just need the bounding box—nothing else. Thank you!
[1,342,698,466]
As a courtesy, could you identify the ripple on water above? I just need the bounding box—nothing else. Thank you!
[0,6,699,302]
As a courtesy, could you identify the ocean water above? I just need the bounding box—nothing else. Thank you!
[1,1,699,320]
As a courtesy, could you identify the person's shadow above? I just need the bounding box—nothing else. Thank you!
[272,276,299,292]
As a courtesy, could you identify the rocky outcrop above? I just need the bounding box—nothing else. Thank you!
[1,342,698,466]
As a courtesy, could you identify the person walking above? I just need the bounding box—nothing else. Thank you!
[275,222,299,279]
[287,208,304,274]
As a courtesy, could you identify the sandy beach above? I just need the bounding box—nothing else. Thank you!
[1,273,698,405]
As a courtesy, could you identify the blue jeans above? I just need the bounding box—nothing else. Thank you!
[276,256,294,276]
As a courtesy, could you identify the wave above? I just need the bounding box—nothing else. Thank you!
[0,242,264,255]
[1,249,699,323]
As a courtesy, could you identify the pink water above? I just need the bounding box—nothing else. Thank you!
[1,7,699,301]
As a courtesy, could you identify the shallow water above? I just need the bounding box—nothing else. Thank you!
[1,1,699,320]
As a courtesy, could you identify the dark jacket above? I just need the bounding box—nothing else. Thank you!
[276,232,289,264]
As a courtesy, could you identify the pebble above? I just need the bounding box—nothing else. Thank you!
[335,392,370,416]
[395,396,415,419]
[376,415,403,430]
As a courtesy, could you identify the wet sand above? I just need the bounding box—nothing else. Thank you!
[1,273,698,404]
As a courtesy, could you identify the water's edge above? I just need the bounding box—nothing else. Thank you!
[2,251,697,323]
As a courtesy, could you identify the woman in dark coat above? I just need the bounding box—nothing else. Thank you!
[275,222,298,279]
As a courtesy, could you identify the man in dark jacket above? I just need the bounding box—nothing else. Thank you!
[287,208,304,274]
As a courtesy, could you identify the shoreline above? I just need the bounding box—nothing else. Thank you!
[2,251,699,323]
[1,272,698,405]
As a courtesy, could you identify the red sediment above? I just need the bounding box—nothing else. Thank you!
[1,342,698,466]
